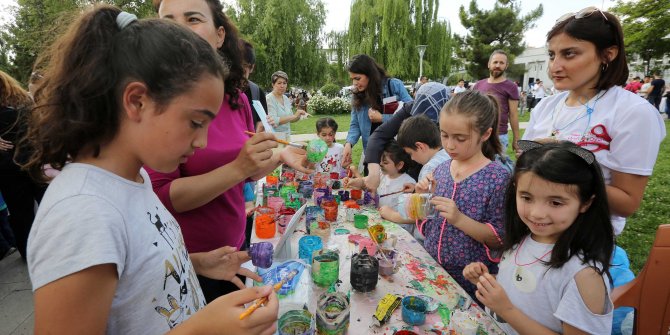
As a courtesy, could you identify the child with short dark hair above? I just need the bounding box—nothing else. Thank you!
[396,115,451,184]
[315,117,346,175]
[377,140,416,232]
[464,140,614,334]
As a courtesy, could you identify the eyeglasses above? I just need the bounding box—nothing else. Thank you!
[556,6,608,24]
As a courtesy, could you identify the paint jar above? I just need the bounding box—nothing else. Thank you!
[299,180,314,199]
[311,221,331,244]
[401,296,427,326]
[316,292,350,335]
[330,180,342,190]
[298,235,322,264]
[313,187,330,203]
[314,172,330,189]
[305,206,323,234]
[353,214,368,229]
[249,242,273,269]
[267,196,285,213]
[281,167,296,182]
[367,224,386,244]
[377,249,397,276]
[278,309,315,335]
[311,249,339,287]
[263,185,279,206]
[329,172,340,180]
[337,190,349,202]
[394,331,419,335]
[266,175,279,186]
[345,202,360,222]
[350,189,363,200]
[403,193,437,220]
[277,208,296,234]
[357,237,377,256]
[362,191,378,207]
[286,194,303,211]
[280,185,298,203]
[255,213,276,239]
[350,249,379,292]
[449,310,479,335]
[321,198,338,222]
[316,193,332,207]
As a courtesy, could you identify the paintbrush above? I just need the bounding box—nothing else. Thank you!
[239,269,299,320]
[378,190,404,198]
[244,130,306,149]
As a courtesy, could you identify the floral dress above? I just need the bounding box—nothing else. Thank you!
[419,160,509,297]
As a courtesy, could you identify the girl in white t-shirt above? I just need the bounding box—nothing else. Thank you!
[315,117,346,175]
[376,140,416,232]
[22,5,277,334]
[464,140,615,335]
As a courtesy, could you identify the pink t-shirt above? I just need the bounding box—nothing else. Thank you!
[147,92,254,253]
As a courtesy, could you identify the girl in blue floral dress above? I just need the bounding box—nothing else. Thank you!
[415,90,510,298]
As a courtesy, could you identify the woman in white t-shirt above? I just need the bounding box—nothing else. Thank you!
[520,7,666,235]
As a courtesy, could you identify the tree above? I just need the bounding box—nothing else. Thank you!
[228,0,328,89]
[324,30,348,86]
[457,0,542,80]
[347,0,453,81]
[610,0,670,75]
[0,0,154,84]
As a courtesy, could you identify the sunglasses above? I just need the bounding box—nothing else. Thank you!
[556,6,608,24]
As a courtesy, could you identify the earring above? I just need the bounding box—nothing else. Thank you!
[601,63,609,72]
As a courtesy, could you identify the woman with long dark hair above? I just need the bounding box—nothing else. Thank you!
[521,7,665,236]
[342,54,412,169]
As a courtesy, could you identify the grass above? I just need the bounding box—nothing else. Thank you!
[293,113,670,273]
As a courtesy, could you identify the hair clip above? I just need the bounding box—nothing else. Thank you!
[518,140,595,165]
[116,11,137,30]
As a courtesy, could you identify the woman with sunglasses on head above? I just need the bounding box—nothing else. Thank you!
[151,0,312,303]
[520,7,665,236]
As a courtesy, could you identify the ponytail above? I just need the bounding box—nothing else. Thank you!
[22,4,226,181]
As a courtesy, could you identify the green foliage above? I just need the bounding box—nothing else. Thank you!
[229,0,329,89]
[610,0,670,75]
[348,0,453,81]
[319,83,340,97]
[0,0,155,84]
[324,30,348,85]
[457,0,542,80]
[308,94,351,115]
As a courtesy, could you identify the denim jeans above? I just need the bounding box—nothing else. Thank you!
[499,133,509,153]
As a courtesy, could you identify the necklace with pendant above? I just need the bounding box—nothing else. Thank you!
[550,91,604,138]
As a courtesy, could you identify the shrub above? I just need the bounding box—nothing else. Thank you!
[308,94,351,115]
[320,83,340,97]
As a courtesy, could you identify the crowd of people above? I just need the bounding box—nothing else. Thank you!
[0,2,666,334]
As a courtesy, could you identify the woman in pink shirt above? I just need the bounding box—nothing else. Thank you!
[150,0,311,302]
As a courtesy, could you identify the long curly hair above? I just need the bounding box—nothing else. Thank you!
[0,71,33,110]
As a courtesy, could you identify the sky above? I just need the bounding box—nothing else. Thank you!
[0,0,617,48]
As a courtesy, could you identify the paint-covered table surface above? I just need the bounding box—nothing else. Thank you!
[251,201,507,335]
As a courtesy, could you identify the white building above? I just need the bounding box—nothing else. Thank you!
[514,46,553,92]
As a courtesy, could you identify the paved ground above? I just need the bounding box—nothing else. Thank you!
[0,121,531,334]
[0,253,33,335]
